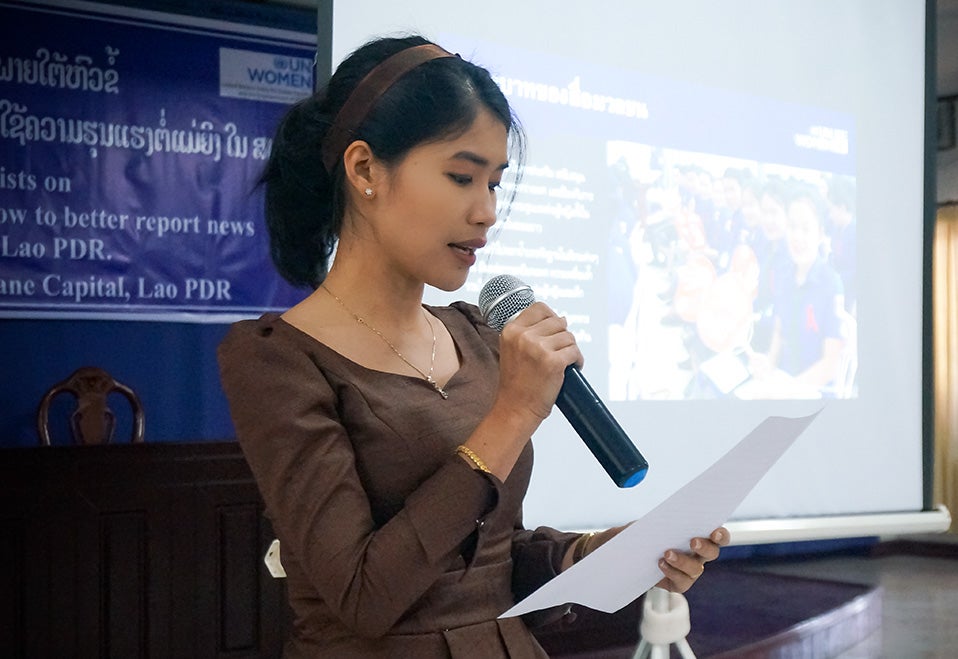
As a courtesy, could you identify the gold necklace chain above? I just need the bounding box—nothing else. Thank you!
[321,284,448,399]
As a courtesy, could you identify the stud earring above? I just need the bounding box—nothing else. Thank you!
[364,187,374,197]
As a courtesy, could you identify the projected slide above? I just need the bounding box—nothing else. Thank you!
[458,41,857,402]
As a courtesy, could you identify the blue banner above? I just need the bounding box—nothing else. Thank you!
[0,1,314,321]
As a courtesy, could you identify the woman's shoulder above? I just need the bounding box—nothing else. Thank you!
[217,313,348,412]
[218,312,325,373]
[445,300,484,325]
[433,301,498,343]
[219,312,285,355]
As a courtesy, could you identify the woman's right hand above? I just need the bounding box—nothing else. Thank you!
[494,302,584,424]
[459,302,583,480]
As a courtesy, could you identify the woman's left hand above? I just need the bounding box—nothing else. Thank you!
[656,527,729,593]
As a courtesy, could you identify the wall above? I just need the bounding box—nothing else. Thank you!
[939,1,958,202]
[941,149,958,202]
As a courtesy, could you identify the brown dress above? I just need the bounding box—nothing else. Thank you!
[218,302,579,658]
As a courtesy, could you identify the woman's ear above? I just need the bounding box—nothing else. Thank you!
[342,140,381,199]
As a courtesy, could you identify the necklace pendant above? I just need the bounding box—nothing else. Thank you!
[427,376,449,399]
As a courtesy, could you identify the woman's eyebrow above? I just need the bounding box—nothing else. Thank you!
[450,150,509,171]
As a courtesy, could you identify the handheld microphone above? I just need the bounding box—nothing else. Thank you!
[478,274,649,488]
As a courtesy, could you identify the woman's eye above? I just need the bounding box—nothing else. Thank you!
[448,174,472,185]
[488,181,502,192]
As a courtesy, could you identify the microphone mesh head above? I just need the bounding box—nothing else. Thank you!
[478,274,536,332]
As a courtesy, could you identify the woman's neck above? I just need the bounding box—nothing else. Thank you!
[321,259,426,333]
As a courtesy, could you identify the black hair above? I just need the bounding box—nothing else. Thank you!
[260,35,524,288]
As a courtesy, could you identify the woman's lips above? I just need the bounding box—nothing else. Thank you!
[449,240,484,265]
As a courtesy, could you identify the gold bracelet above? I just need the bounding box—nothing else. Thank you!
[456,445,492,474]
[572,531,596,563]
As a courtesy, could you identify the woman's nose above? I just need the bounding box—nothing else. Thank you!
[471,190,498,227]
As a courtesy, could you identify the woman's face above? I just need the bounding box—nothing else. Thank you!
[368,107,509,291]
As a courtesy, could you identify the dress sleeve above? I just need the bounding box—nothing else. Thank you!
[509,511,580,628]
[217,320,500,638]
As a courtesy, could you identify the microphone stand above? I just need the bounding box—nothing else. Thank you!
[632,587,696,659]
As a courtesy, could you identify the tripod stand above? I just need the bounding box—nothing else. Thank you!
[632,587,696,659]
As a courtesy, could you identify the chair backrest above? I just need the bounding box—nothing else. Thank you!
[37,367,145,446]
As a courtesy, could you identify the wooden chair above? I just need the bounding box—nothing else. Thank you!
[37,366,145,445]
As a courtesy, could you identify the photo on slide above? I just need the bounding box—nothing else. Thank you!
[604,143,857,401]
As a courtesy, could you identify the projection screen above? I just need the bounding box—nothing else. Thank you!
[328,0,949,539]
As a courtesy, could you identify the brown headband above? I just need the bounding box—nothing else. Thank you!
[321,43,455,174]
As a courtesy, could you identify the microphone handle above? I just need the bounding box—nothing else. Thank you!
[555,364,649,488]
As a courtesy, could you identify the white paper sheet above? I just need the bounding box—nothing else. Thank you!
[500,412,821,617]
